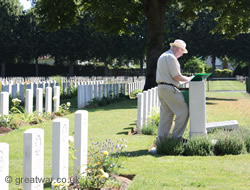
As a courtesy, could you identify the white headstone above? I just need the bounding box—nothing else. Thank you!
[94,85,97,99]
[19,84,25,101]
[106,84,109,97]
[36,88,43,116]
[63,83,67,95]
[148,89,152,116]
[25,89,33,115]
[74,110,88,181]
[89,85,93,102]
[12,84,17,99]
[0,143,9,190]
[23,128,44,190]
[33,83,38,97]
[143,91,149,124]
[52,118,69,185]
[102,84,106,97]
[151,88,155,109]
[77,85,83,108]
[98,84,102,99]
[45,87,52,114]
[0,92,9,116]
[137,93,144,131]
[53,86,60,112]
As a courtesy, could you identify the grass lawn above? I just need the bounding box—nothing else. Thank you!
[207,80,246,91]
[0,91,249,189]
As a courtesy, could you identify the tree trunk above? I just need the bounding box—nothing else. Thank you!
[211,55,216,78]
[35,57,39,76]
[248,61,250,77]
[140,57,144,75]
[104,61,109,76]
[69,62,74,76]
[143,0,166,90]
[1,63,6,77]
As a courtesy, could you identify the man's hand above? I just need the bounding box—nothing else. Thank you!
[173,75,193,82]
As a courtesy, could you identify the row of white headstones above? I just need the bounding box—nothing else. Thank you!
[136,87,160,131]
[0,80,145,115]
[0,75,146,99]
[77,81,145,108]
[1,81,58,101]
[1,76,145,84]
[0,110,88,190]
[0,86,61,116]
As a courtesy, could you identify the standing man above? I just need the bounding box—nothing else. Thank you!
[156,39,193,143]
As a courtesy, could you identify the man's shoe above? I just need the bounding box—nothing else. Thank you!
[149,147,157,155]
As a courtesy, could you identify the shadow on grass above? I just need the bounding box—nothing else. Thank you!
[206,97,238,101]
[117,127,134,135]
[117,131,129,135]
[126,149,149,157]
[206,102,217,105]
[124,127,135,129]
[125,149,164,158]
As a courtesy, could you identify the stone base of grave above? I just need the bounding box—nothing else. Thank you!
[206,120,239,132]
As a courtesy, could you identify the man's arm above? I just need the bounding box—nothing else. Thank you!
[173,75,193,82]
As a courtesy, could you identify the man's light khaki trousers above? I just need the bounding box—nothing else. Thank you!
[157,85,189,141]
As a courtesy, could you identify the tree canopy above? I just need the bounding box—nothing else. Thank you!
[32,0,249,89]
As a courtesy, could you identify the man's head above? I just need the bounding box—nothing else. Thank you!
[170,39,188,59]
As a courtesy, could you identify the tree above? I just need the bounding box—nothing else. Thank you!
[226,34,250,76]
[119,21,146,75]
[47,18,91,76]
[0,0,23,77]
[17,10,49,76]
[33,0,250,89]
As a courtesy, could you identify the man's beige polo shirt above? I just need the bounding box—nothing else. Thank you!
[156,50,181,88]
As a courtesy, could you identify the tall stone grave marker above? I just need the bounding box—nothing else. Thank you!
[45,87,52,113]
[74,110,88,181]
[0,143,9,190]
[25,89,33,115]
[0,92,9,116]
[52,118,69,185]
[137,93,144,131]
[23,128,44,190]
[36,88,43,115]
[53,86,60,112]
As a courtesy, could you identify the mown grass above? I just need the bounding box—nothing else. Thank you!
[0,90,249,189]
[207,80,246,91]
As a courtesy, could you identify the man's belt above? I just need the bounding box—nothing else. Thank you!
[158,82,178,88]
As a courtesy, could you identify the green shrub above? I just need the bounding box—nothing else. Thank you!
[130,89,142,99]
[230,128,250,153]
[215,69,233,78]
[183,136,213,156]
[204,65,212,73]
[156,137,184,155]
[142,109,159,135]
[141,122,157,135]
[149,109,160,127]
[214,133,246,155]
[245,136,250,153]
[184,56,206,73]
